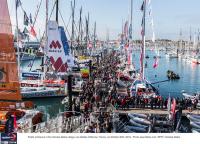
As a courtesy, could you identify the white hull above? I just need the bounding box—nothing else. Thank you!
[128,113,148,119]
[126,125,147,133]
[166,53,178,58]
[128,113,151,125]
[190,121,200,129]
[187,115,200,122]
[192,128,200,133]
[21,88,64,98]
[182,92,199,99]
[129,119,148,129]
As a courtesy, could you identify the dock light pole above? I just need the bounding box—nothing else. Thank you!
[89,60,92,80]
[63,73,73,113]
[67,74,73,112]
[97,55,100,66]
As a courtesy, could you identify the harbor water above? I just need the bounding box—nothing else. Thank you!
[132,50,200,98]
[21,59,65,118]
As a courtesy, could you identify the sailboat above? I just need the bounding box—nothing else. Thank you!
[20,0,79,98]
[0,0,42,133]
[130,0,160,98]
[21,21,70,98]
[191,32,200,64]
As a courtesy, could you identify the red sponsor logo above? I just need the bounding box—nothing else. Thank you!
[50,57,68,72]
[50,40,61,49]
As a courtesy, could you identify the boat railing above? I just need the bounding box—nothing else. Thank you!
[18,103,119,133]
[17,111,91,133]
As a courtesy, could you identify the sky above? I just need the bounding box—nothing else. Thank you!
[7,0,200,41]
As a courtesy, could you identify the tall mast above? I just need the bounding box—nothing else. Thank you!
[180,28,182,53]
[189,26,191,51]
[87,12,90,42]
[141,0,146,80]
[197,29,199,51]
[56,0,59,23]
[71,0,75,54]
[78,7,82,47]
[15,0,21,80]
[85,13,89,52]
[44,0,49,81]
[93,21,96,49]
[121,19,124,45]
[106,29,109,42]
[80,8,83,45]
[130,0,133,40]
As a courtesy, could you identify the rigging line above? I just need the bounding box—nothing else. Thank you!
[20,1,57,67]
[58,8,71,38]
[66,15,72,30]
[73,21,80,40]
[49,0,57,20]
[33,0,43,27]
[40,0,57,44]
[18,2,41,42]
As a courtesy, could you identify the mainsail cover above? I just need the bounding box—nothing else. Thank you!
[59,26,75,67]
[47,21,74,72]
[0,0,21,100]
[47,21,68,72]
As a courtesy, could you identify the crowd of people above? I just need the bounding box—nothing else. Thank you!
[70,51,199,133]
[77,52,120,133]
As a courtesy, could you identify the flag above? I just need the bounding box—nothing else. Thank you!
[22,27,29,39]
[140,1,144,11]
[141,17,143,26]
[171,98,176,119]
[129,24,132,39]
[149,8,152,17]
[24,12,29,26]
[153,57,158,68]
[23,27,29,34]
[16,0,22,8]
[30,26,36,37]
[13,113,17,130]
[29,13,33,24]
[141,28,144,36]
[87,42,92,49]
[28,61,33,67]
[167,96,171,113]
[124,21,129,38]
[128,53,131,65]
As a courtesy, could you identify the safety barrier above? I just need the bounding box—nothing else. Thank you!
[17,111,90,133]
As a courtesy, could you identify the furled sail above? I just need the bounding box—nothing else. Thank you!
[46,21,74,73]
[0,0,21,100]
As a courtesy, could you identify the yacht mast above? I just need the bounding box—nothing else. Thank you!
[141,0,146,80]
[93,21,96,49]
[71,0,75,55]
[43,0,48,81]
[189,27,191,52]
[197,29,199,52]
[130,0,133,41]
[56,0,59,23]
[78,7,82,49]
